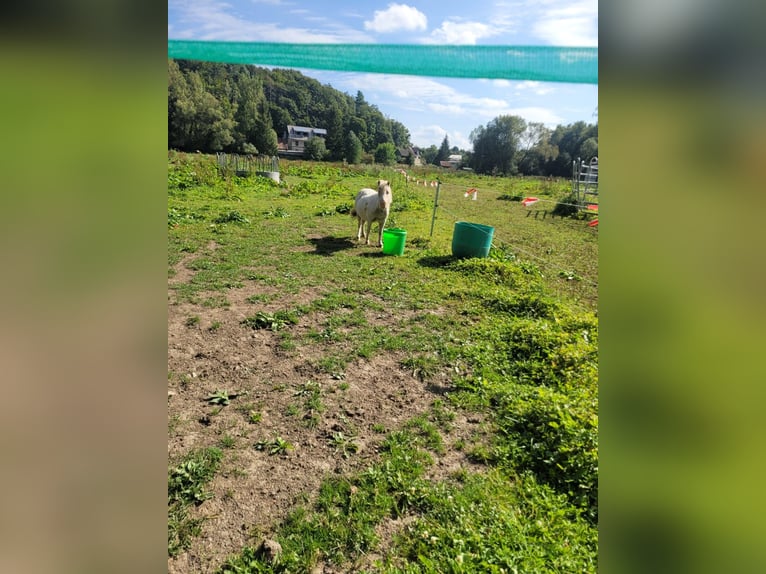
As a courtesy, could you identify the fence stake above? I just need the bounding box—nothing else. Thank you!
[430,181,441,238]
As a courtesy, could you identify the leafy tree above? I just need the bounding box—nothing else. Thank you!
[421,145,438,165]
[186,71,235,151]
[517,122,558,175]
[435,135,451,164]
[304,136,327,161]
[469,115,527,175]
[354,90,366,114]
[269,106,292,140]
[390,120,411,149]
[259,127,279,156]
[543,121,596,177]
[578,137,598,162]
[345,130,363,164]
[324,104,345,160]
[347,116,368,150]
[252,98,278,157]
[169,62,236,151]
[232,73,263,152]
[168,59,192,149]
[373,123,393,147]
[374,142,396,165]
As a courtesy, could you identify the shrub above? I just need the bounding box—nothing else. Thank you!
[345,130,362,164]
[304,136,328,161]
[492,385,598,522]
[448,258,537,289]
[374,142,396,165]
[553,192,580,217]
[214,210,250,224]
[241,142,258,155]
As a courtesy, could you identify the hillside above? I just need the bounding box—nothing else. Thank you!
[168,59,411,159]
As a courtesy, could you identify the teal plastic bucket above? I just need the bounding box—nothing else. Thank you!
[382,228,407,255]
[451,221,494,258]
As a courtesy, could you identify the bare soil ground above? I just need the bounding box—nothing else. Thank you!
[168,254,486,573]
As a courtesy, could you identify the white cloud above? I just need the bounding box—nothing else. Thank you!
[169,0,371,43]
[332,73,562,127]
[534,17,596,46]
[428,103,465,115]
[482,78,557,97]
[532,0,598,46]
[364,3,427,33]
[425,21,498,45]
[514,80,555,95]
[337,74,510,119]
[341,10,365,20]
[330,73,563,137]
[450,131,471,151]
[505,106,563,125]
[412,125,447,145]
[410,125,470,151]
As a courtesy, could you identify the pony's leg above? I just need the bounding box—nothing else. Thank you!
[356,216,363,241]
[377,217,388,247]
[364,220,372,245]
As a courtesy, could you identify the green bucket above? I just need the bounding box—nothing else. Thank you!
[451,221,494,258]
[382,228,407,256]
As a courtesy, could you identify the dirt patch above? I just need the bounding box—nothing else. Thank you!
[168,262,485,573]
[169,252,198,288]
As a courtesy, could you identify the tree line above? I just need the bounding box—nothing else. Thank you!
[414,117,597,178]
[468,116,597,178]
[168,59,411,162]
[168,58,597,177]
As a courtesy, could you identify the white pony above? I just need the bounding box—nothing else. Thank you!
[351,180,392,247]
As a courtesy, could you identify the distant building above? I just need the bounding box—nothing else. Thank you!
[396,146,422,166]
[284,125,327,152]
[441,154,463,169]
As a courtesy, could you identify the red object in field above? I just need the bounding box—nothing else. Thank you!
[587,204,598,211]
[521,197,539,206]
[588,218,598,227]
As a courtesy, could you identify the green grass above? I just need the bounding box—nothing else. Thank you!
[218,423,595,573]
[382,470,597,573]
[169,153,598,571]
[168,447,223,556]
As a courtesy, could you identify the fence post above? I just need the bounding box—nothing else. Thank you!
[430,181,441,238]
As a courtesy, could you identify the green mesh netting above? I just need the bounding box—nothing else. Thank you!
[167,40,597,84]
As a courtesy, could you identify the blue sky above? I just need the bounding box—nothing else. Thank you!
[168,0,598,150]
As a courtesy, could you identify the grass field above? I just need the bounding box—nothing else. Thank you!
[168,152,598,573]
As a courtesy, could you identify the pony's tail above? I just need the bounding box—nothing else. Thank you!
[350,208,357,217]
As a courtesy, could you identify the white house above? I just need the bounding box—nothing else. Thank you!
[285,125,327,151]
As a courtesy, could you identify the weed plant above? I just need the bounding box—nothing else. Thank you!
[168,447,223,556]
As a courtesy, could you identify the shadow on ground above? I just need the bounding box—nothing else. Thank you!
[417,255,455,268]
[307,235,357,256]
[425,382,452,396]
